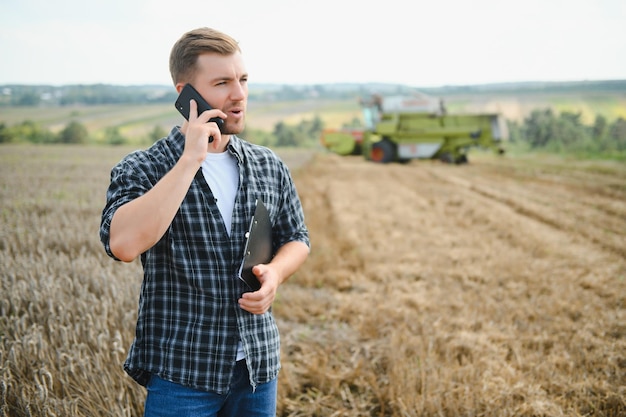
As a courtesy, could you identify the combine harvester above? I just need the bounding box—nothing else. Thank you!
[321,92,508,164]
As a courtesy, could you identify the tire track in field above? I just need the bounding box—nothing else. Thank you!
[478,157,626,219]
[422,162,626,259]
[292,154,368,290]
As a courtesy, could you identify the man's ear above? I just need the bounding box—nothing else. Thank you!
[175,83,186,94]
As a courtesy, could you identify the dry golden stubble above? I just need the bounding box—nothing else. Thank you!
[2,146,625,416]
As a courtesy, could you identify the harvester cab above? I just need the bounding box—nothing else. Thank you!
[359,93,443,129]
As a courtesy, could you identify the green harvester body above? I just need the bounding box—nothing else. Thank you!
[321,94,508,163]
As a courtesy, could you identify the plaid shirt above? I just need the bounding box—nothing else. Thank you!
[100,127,309,394]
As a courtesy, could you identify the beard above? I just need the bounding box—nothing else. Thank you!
[223,117,245,135]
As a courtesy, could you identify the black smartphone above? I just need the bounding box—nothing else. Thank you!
[174,84,225,142]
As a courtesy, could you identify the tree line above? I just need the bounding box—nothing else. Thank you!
[6,81,624,108]
[1,107,625,159]
[510,110,626,157]
[0,84,378,107]
[0,120,168,145]
[0,116,325,148]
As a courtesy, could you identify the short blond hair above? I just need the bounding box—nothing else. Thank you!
[169,27,241,85]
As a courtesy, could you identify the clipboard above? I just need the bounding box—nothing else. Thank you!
[238,199,273,291]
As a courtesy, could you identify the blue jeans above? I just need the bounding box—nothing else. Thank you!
[144,360,277,417]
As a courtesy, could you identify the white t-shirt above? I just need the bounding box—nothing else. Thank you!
[201,151,239,235]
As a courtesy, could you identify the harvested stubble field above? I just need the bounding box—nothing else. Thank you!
[1,145,625,416]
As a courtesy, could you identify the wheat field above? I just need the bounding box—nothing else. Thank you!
[1,145,625,416]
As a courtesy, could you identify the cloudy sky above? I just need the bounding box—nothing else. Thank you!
[1,0,624,88]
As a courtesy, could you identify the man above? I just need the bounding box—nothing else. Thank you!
[100,27,310,416]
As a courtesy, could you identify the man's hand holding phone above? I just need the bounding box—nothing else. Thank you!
[175,84,227,159]
[187,99,227,155]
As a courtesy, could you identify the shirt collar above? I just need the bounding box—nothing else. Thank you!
[226,135,244,165]
[170,127,244,165]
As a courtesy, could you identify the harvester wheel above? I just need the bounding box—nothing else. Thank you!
[439,153,455,164]
[370,139,396,163]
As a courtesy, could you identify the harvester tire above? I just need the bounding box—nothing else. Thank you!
[439,153,455,164]
[370,139,396,163]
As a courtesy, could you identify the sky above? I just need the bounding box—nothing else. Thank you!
[0,0,625,88]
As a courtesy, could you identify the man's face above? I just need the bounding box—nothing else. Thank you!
[186,52,248,135]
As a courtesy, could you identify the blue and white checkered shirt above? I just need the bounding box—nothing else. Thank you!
[100,127,309,394]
